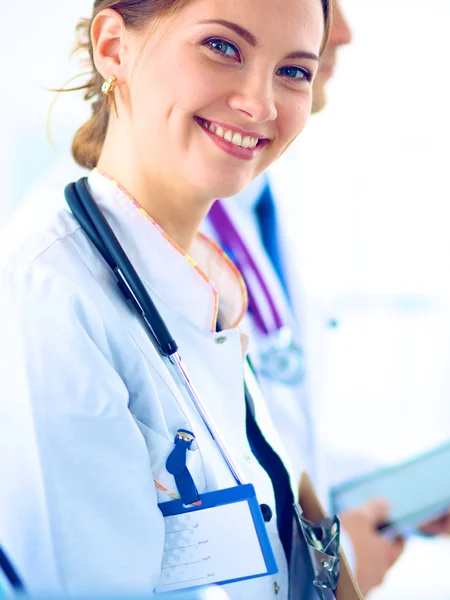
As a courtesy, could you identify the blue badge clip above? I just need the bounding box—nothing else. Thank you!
[166,429,201,506]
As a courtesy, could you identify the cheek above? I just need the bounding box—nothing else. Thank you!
[127,63,166,132]
[137,49,226,120]
[128,45,189,119]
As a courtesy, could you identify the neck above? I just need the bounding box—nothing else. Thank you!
[97,131,213,253]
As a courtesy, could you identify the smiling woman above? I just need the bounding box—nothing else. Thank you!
[0,0,333,597]
[73,0,330,169]
[72,0,329,249]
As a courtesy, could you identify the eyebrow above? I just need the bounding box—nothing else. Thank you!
[199,19,258,46]
[198,19,320,62]
[286,51,320,62]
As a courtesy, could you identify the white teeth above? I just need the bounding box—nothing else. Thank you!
[232,132,242,146]
[200,119,260,148]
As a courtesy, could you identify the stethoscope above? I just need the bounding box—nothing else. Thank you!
[65,177,246,488]
[0,543,25,595]
[208,200,305,386]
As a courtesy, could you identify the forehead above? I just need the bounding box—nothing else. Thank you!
[170,0,325,55]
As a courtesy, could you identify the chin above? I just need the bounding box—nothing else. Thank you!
[201,171,254,201]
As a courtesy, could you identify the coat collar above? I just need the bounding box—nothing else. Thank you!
[87,169,247,333]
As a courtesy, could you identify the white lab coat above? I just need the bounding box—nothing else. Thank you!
[0,170,299,598]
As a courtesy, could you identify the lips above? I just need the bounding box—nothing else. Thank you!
[194,115,270,161]
[195,117,267,149]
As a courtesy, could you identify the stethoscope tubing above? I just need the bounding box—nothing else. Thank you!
[0,544,25,593]
[72,178,178,357]
[208,200,284,335]
[65,178,245,486]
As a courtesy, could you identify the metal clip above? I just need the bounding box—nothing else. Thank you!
[294,504,341,599]
[175,430,195,444]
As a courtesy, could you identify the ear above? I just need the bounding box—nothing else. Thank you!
[91,8,127,84]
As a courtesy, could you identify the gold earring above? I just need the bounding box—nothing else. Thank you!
[101,75,117,96]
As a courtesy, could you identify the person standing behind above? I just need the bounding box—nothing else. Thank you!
[203,1,405,595]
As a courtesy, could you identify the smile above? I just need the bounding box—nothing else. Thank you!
[196,117,262,149]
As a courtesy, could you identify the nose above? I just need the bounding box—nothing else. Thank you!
[227,73,278,124]
[329,0,353,48]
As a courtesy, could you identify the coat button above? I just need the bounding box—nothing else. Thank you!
[215,335,227,345]
[273,582,280,595]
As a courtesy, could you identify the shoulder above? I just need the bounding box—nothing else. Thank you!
[0,178,114,348]
[0,180,80,274]
[0,167,115,312]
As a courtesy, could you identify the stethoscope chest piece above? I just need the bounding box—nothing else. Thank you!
[258,326,305,386]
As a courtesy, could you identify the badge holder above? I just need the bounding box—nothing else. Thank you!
[294,504,341,600]
[155,430,277,594]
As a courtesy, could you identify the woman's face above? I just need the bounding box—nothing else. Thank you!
[120,0,324,200]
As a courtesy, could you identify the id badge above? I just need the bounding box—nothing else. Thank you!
[155,484,278,593]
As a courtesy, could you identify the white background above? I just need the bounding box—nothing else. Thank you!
[2,0,450,598]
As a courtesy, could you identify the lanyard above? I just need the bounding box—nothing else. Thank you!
[65,177,245,488]
[208,200,305,386]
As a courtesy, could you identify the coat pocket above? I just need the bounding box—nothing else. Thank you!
[132,416,207,504]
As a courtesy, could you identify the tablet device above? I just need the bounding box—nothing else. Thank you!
[330,440,450,536]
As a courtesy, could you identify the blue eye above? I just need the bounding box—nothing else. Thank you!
[206,38,240,60]
[277,66,312,82]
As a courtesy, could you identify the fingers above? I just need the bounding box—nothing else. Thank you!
[358,497,391,526]
[419,509,450,536]
[386,536,405,568]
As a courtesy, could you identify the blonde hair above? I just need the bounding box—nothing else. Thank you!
[71,0,331,170]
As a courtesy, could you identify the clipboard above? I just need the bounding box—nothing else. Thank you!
[155,484,278,593]
[330,440,450,537]
[297,473,364,600]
